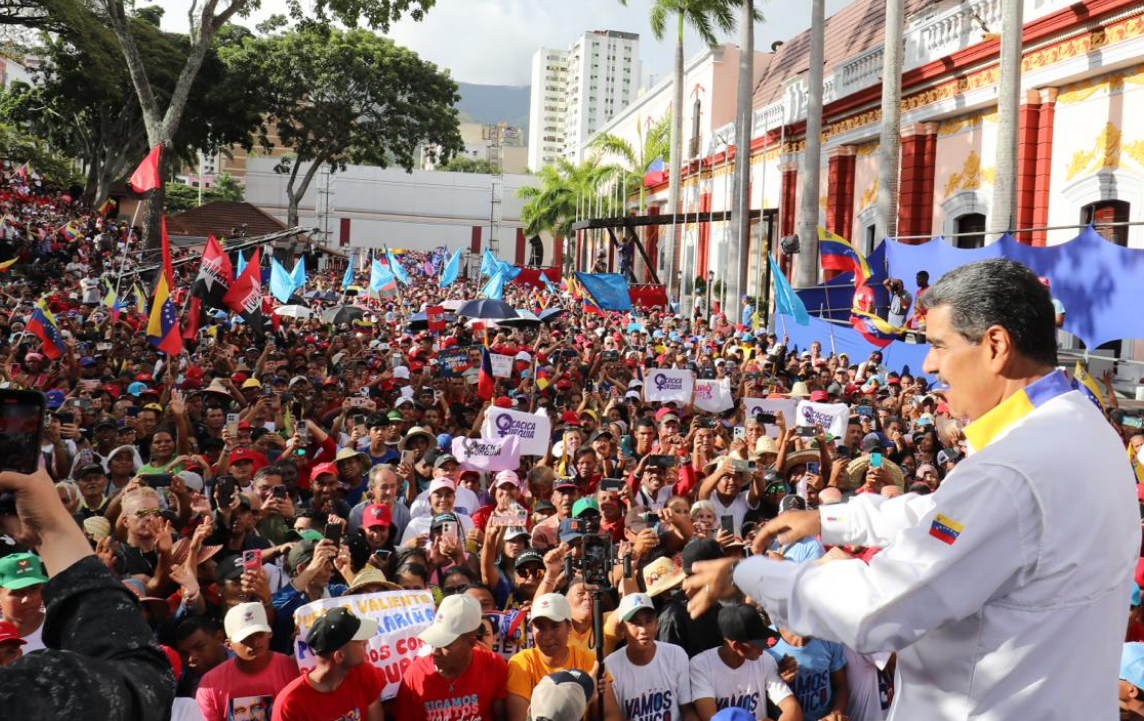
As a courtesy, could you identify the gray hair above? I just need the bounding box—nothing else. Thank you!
[919,259,1058,368]
[368,463,397,488]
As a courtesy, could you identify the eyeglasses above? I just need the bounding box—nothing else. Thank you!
[516,567,546,579]
[133,508,161,518]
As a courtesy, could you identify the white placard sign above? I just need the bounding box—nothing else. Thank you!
[643,368,694,404]
[481,407,553,456]
[742,397,799,437]
[795,400,850,439]
[694,378,733,413]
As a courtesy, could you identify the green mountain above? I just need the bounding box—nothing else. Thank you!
[456,82,531,134]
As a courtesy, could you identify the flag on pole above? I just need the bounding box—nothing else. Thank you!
[59,221,81,242]
[146,272,182,355]
[574,273,633,312]
[15,163,29,181]
[132,282,148,316]
[27,302,66,359]
[818,227,872,286]
[370,259,397,294]
[849,309,900,348]
[160,214,174,284]
[481,269,509,301]
[270,258,295,304]
[129,144,163,194]
[1072,363,1108,413]
[224,247,264,335]
[385,248,410,285]
[290,257,306,291]
[478,346,496,401]
[341,254,355,291]
[439,247,462,288]
[769,254,810,326]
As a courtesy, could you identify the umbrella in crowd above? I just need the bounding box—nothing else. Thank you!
[406,310,458,331]
[538,307,567,324]
[321,305,366,325]
[274,305,313,319]
[498,309,541,328]
[455,298,517,320]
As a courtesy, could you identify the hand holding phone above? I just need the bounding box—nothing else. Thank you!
[0,390,45,474]
[242,549,262,572]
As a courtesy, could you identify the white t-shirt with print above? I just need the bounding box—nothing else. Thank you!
[605,641,692,721]
[708,491,757,536]
[843,646,891,721]
[690,645,793,719]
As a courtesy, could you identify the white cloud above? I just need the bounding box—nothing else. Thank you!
[160,0,854,87]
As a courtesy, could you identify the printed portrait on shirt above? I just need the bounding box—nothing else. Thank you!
[229,695,271,721]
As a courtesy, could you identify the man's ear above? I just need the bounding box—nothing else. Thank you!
[982,324,1013,371]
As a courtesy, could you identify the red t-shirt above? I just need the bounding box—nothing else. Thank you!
[271,662,385,721]
[393,647,508,721]
[195,652,299,721]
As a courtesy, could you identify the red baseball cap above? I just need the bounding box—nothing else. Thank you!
[0,620,25,646]
[809,390,829,402]
[310,462,339,482]
[228,447,267,472]
[494,396,513,409]
[560,410,581,425]
[362,503,392,529]
[101,383,120,399]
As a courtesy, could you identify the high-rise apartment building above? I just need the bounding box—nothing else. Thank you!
[528,30,640,171]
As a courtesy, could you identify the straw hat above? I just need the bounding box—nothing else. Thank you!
[783,448,820,470]
[347,564,401,595]
[788,381,811,398]
[642,555,684,597]
[171,537,223,567]
[753,436,779,457]
[843,456,906,491]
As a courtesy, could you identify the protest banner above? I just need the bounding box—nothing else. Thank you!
[795,400,850,439]
[425,305,445,332]
[742,398,799,438]
[452,434,521,471]
[438,345,475,377]
[293,589,436,700]
[643,368,694,404]
[694,378,733,413]
[490,352,513,378]
[481,407,552,456]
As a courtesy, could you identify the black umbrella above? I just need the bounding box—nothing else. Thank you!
[456,299,518,320]
[286,293,309,306]
[539,307,567,324]
[321,305,366,325]
[499,309,542,328]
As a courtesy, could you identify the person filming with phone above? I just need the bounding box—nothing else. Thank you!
[685,260,1140,720]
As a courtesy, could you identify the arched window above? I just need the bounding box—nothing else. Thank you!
[953,213,986,249]
[1082,200,1130,246]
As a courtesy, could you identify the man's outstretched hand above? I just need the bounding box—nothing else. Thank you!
[683,558,739,619]
[752,509,822,556]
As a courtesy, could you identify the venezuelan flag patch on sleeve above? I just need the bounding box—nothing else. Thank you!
[929,513,964,545]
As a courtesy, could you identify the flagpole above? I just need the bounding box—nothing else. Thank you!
[112,201,145,308]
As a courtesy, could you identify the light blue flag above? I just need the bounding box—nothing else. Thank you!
[574,272,632,311]
[769,254,810,326]
[236,250,246,276]
[341,252,355,291]
[290,257,306,291]
[440,248,462,288]
[541,272,557,294]
[480,249,499,277]
[270,258,295,303]
[481,269,509,300]
[385,248,410,285]
[370,259,396,294]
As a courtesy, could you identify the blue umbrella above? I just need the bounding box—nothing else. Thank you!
[456,299,517,320]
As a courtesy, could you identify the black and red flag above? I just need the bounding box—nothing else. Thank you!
[183,235,234,339]
[223,247,264,338]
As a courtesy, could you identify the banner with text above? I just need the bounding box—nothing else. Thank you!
[490,353,513,378]
[438,345,476,377]
[742,398,799,438]
[795,400,850,439]
[293,589,436,700]
[481,407,552,456]
[643,368,694,404]
[693,378,733,413]
[452,435,521,472]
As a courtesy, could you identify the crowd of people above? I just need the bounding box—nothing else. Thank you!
[0,171,1142,721]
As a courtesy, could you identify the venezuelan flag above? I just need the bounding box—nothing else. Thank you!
[1071,362,1107,414]
[133,282,148,316]
[27,302,66,359]
[60,220,81,242]
[583,297,606,317]
[819,227,871,286]
[849,309,901,348]
[0,257,15,272]
[146,273,182,355]
[15,163,29,180]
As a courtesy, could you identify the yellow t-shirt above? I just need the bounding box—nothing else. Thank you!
[505,645,608,700]
[568,613,619,658]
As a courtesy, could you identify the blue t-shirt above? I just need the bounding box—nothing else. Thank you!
[766,637,846,720]
[770,536,826,564]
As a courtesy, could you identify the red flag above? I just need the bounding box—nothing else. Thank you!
[182,296,202,340]
[224,247,261,314]
[160,214,174,284]
[426,305,445,332]
[129,144,163,194]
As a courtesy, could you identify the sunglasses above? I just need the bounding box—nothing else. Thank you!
[133,508,161,518]
[515,566,546,579]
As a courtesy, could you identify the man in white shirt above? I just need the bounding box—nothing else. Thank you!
[604,593,693,721]
[686,260,1140,720]
[400,478,474,546]
[689,604,800,721]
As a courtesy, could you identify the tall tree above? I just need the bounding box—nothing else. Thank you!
[622,0,737,302]
[794,0,826,287]
[876,0,904,243]
[990,0,1023,239]
[227,27,462,227]
[91,0,435,247]
[729,0,763,308]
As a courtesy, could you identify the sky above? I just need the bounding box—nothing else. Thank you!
[160,0,853,88]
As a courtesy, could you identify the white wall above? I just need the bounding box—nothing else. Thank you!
[243,157,542,262]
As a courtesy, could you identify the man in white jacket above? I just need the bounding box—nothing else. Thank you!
[686,259,1140,720]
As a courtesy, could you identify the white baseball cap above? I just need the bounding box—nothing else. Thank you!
[615,592,656,622]
[418,594,481,648]
[530,670,595,721]
[531,593,572,623]
[225,601,272,643]
[393,366,411,379]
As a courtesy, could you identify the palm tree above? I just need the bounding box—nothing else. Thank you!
[517,158,613,274]
[990,0,1023,239]
[591,113,671,213]
[795,0,826,287]
[876,0,904,242]
[729,0,763,307]
[622,0,738,301]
